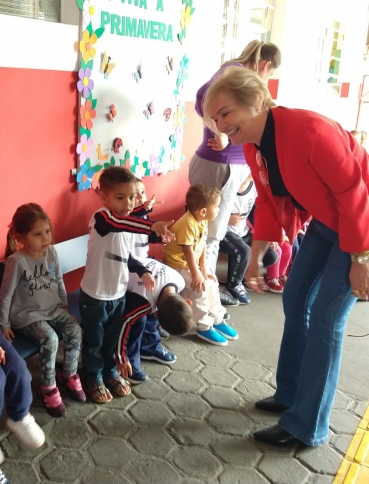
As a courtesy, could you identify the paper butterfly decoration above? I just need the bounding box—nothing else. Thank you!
[143,102,154,119]
[108,104,117,122]
[100,52,116,80]
[166,56,174,75]
[163,108,171,122]
[132,62,142,83]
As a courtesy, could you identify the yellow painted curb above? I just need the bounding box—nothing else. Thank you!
[358,406,369,431]
[345,428,369,467]
[333,459,369,484]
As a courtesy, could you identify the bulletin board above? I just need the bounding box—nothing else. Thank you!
[74,0,195,191]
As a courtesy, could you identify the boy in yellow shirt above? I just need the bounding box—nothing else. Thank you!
[163,184,238,346]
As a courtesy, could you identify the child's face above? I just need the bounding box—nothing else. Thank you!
[18,219,52,258]
[101,182,137,216]
[205,196,221,221]
[135,181,147,207]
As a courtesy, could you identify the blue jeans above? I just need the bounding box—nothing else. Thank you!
[80,290,125,385]
[274,219,357,446]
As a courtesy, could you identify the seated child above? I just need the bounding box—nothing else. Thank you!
[219,172,278,302]
[0,203,85,418]
[163,184,238,346]
[116,257,193,384]
[80,166,174,404]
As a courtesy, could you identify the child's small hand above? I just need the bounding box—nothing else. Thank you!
[161,232,176,244]
[191,272,206,292]
[141,272,155,291]
[270,242,278,250]
[144,194,164,211]
[207,133,228,151]
[117,361,132,379]
[0,347,6,365]
[229,213,244,226]
[151,220,174,238]
[1,328,14,343]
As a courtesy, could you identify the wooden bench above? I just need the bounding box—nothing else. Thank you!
[0,235,89,359]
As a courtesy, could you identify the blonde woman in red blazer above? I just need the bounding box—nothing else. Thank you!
[203,66,369,447]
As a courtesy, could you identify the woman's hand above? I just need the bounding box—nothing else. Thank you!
[1,328,14,343]
[0,347,5,365]
[207,133,229,151]
[244,260,264,293]
[349,261,369,300]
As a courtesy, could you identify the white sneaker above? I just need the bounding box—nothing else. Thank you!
[6,413,45,449]
[0,446,4,465]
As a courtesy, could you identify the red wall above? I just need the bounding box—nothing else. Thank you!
[0,67,202,290]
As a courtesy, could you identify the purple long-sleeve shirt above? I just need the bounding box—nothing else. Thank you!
[195,62,246,164]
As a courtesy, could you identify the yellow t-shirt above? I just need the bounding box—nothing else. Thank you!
[162,211,208,270]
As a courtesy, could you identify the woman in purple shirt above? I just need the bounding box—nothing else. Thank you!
[189,40,281,304]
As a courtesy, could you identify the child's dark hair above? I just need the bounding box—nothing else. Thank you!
[6,203,51,258]
[186,184,221,213]
[157,293,193,335]
[99,166,137,193]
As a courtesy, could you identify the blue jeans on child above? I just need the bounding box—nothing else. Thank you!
[0,333,33,422]
[80,290,125,385]
[274,219,357,446]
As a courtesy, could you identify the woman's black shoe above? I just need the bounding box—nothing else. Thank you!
[254,425,298,446]
[255,396,289,413]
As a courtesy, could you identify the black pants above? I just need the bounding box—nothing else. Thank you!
[219,231,278,287]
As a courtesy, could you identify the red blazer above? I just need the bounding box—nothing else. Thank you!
[243,107,369,253]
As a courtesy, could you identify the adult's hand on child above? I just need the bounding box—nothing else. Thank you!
[229,213,244,226]
[141,272,155,291]
[117,361,132,379]
[1,328,14,343]
[207,133,228,151]
[205,271,217,282]
[245,261,264,294]
[152,220,174,238]
[0,347,6,365]
[191,272,206,292]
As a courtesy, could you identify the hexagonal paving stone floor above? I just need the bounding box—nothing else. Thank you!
[1,292,368,484]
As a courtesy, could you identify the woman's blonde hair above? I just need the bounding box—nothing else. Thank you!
[224,39,281,71]
[203,66,275,130]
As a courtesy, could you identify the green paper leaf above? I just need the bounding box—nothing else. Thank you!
[177,33,183,43]
[104,163,111,169]
[87,91,93,101]
[110,156,116,166]
[182,0,186,4]
[76,0,83,10]
[79,127,91,137]
[92,164,103,173]
[188,0,193,7]
[86,60,93,70]
[86,23,92,36]
[191,8,195,14]
[119,159,125,166]
[91,99,97,109]
[125,150,131,161]
[85,159,91,170]
[94,27,105,39]
[81,59,87,70]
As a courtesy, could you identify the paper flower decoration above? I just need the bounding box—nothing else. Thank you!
[83,0,96,25]
[178,55,189,84]
[80,30,98,63]
[181,4,193,31]
[77,163,94,191]
[131,155,145,179]
[77,68,94,98]
[173,106,187,129]
[80,100,96,130]
[148,153,159,176]
[76,134,93,163]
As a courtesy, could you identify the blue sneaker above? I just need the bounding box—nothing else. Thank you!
[224,283,250,305]
[127,369,148,385]
[141,348,177,365]
[213,322,239,340]
[197,328,228,346]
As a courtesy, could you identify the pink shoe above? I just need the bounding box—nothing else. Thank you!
[38,386,66,418]
[57,372,86,402]
[265,278,284,294]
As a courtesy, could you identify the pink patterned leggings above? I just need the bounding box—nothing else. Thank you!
[266,242,292,279]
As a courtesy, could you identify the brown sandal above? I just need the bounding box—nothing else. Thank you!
[85,384,113,403]
[106,376,131,397]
